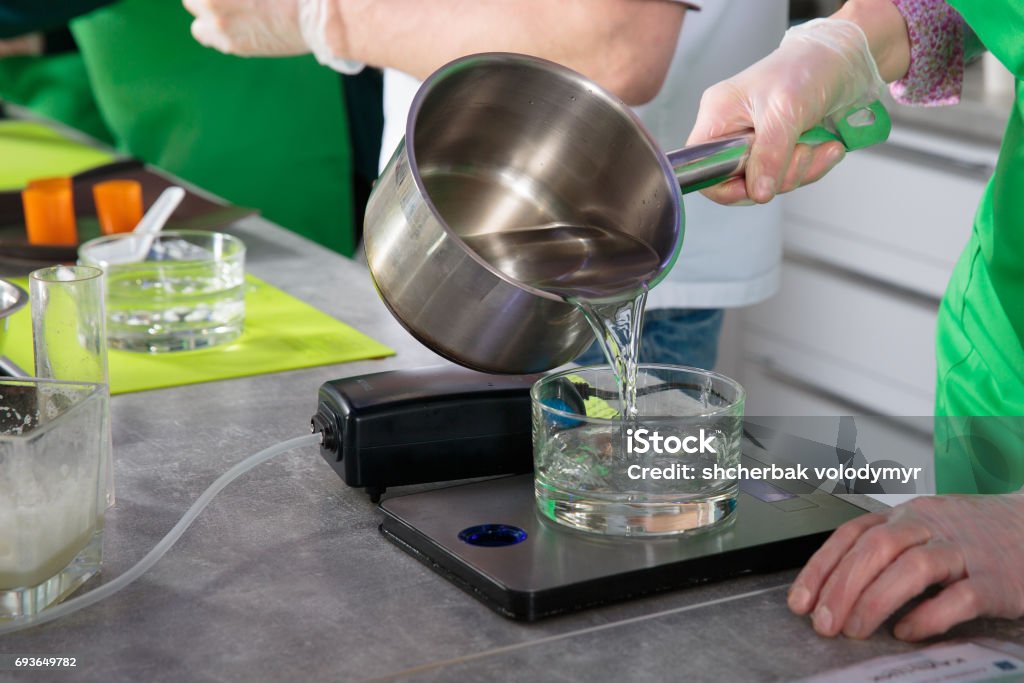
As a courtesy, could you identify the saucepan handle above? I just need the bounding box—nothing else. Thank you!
[669,100,892,194]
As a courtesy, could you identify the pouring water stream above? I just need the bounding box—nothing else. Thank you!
[461,220,658,418]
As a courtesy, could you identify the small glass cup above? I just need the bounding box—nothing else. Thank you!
[29,265,108,385]
[531,364,745,537]
[0,378,107,620]
[78,230,246,352]
[29,265,114,508]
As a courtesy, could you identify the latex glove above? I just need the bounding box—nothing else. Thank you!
[184,0,307,55]
[788,494,1024,641]
[686,18,885,205]
[184,0,363,73]
[297,0,365,73]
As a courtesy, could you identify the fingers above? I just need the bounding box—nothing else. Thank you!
[182,0,207,15]
[190,17,227,52]
[688,82,760,205]
[688,81,849,204]
[686,82,751,147]
[789,513,887,615]
[699,178,752,206]
[793,495,1024,641]
[842,542,966,639]
[801,141,846,187]
[185,0,303,56]
[185,0,231,52]
[893,579,982,642]
[777,141,844,194]
[744,111,799,203]
[778,144,814,195]
[808,518,933,637]
[699,141,845,205]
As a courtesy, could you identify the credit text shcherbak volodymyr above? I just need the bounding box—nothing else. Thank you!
[624,428,922,484]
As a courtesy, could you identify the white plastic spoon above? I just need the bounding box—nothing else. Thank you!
[87,186,186,265]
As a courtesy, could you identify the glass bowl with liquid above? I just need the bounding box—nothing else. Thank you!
[79,231,245,353]
[531,364,744,537]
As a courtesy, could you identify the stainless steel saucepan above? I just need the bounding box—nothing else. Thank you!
[364,53,889,374]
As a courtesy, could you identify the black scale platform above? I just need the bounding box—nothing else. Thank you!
[380,432,868,621]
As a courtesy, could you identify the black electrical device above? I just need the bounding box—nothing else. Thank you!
[312,366,543,501]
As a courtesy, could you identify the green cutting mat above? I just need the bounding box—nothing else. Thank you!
[0,121,115,190]
[1,275,394,394]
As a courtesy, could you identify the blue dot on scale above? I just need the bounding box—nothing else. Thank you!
[458,524,528,547]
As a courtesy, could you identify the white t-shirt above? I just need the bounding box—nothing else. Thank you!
[378,0,786,308]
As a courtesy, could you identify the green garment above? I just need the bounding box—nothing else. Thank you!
[934,1,1024,493]
[70,0,355,255]
[0,51,113,145]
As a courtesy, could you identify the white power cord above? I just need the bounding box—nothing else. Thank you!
[0,432,323,635]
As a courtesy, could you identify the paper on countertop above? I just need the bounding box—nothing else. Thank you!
[0,275,395,394]
[798,640,1024,683]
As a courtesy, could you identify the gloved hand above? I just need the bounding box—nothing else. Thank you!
[788,493,1024,641]
[686,18,885,205]
[184,0,361,73]
[185,0,306,55]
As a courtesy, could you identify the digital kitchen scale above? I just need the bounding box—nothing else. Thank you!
[379,437,869,621]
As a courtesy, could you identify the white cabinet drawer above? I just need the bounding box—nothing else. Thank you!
[742,359,853,417]
[740,361,936,497]
[783,142,990,299]
[743,259,938,416]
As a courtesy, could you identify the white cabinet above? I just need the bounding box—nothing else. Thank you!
[744,258,938,415]
[783,137,992,300]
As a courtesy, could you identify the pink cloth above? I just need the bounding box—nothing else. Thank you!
[890,0,965,106]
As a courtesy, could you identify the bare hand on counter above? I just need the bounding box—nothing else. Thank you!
[788,494,1024,641]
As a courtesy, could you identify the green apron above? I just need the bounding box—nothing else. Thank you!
[935,1,1024,493]
[70,0,355,255]
[0,51,113,145]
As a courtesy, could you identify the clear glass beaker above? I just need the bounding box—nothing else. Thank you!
[30,265,108,384]
[29,265,114,508]
[532,364,745,537]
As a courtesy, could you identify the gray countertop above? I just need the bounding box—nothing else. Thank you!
[2,216,1023,682]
